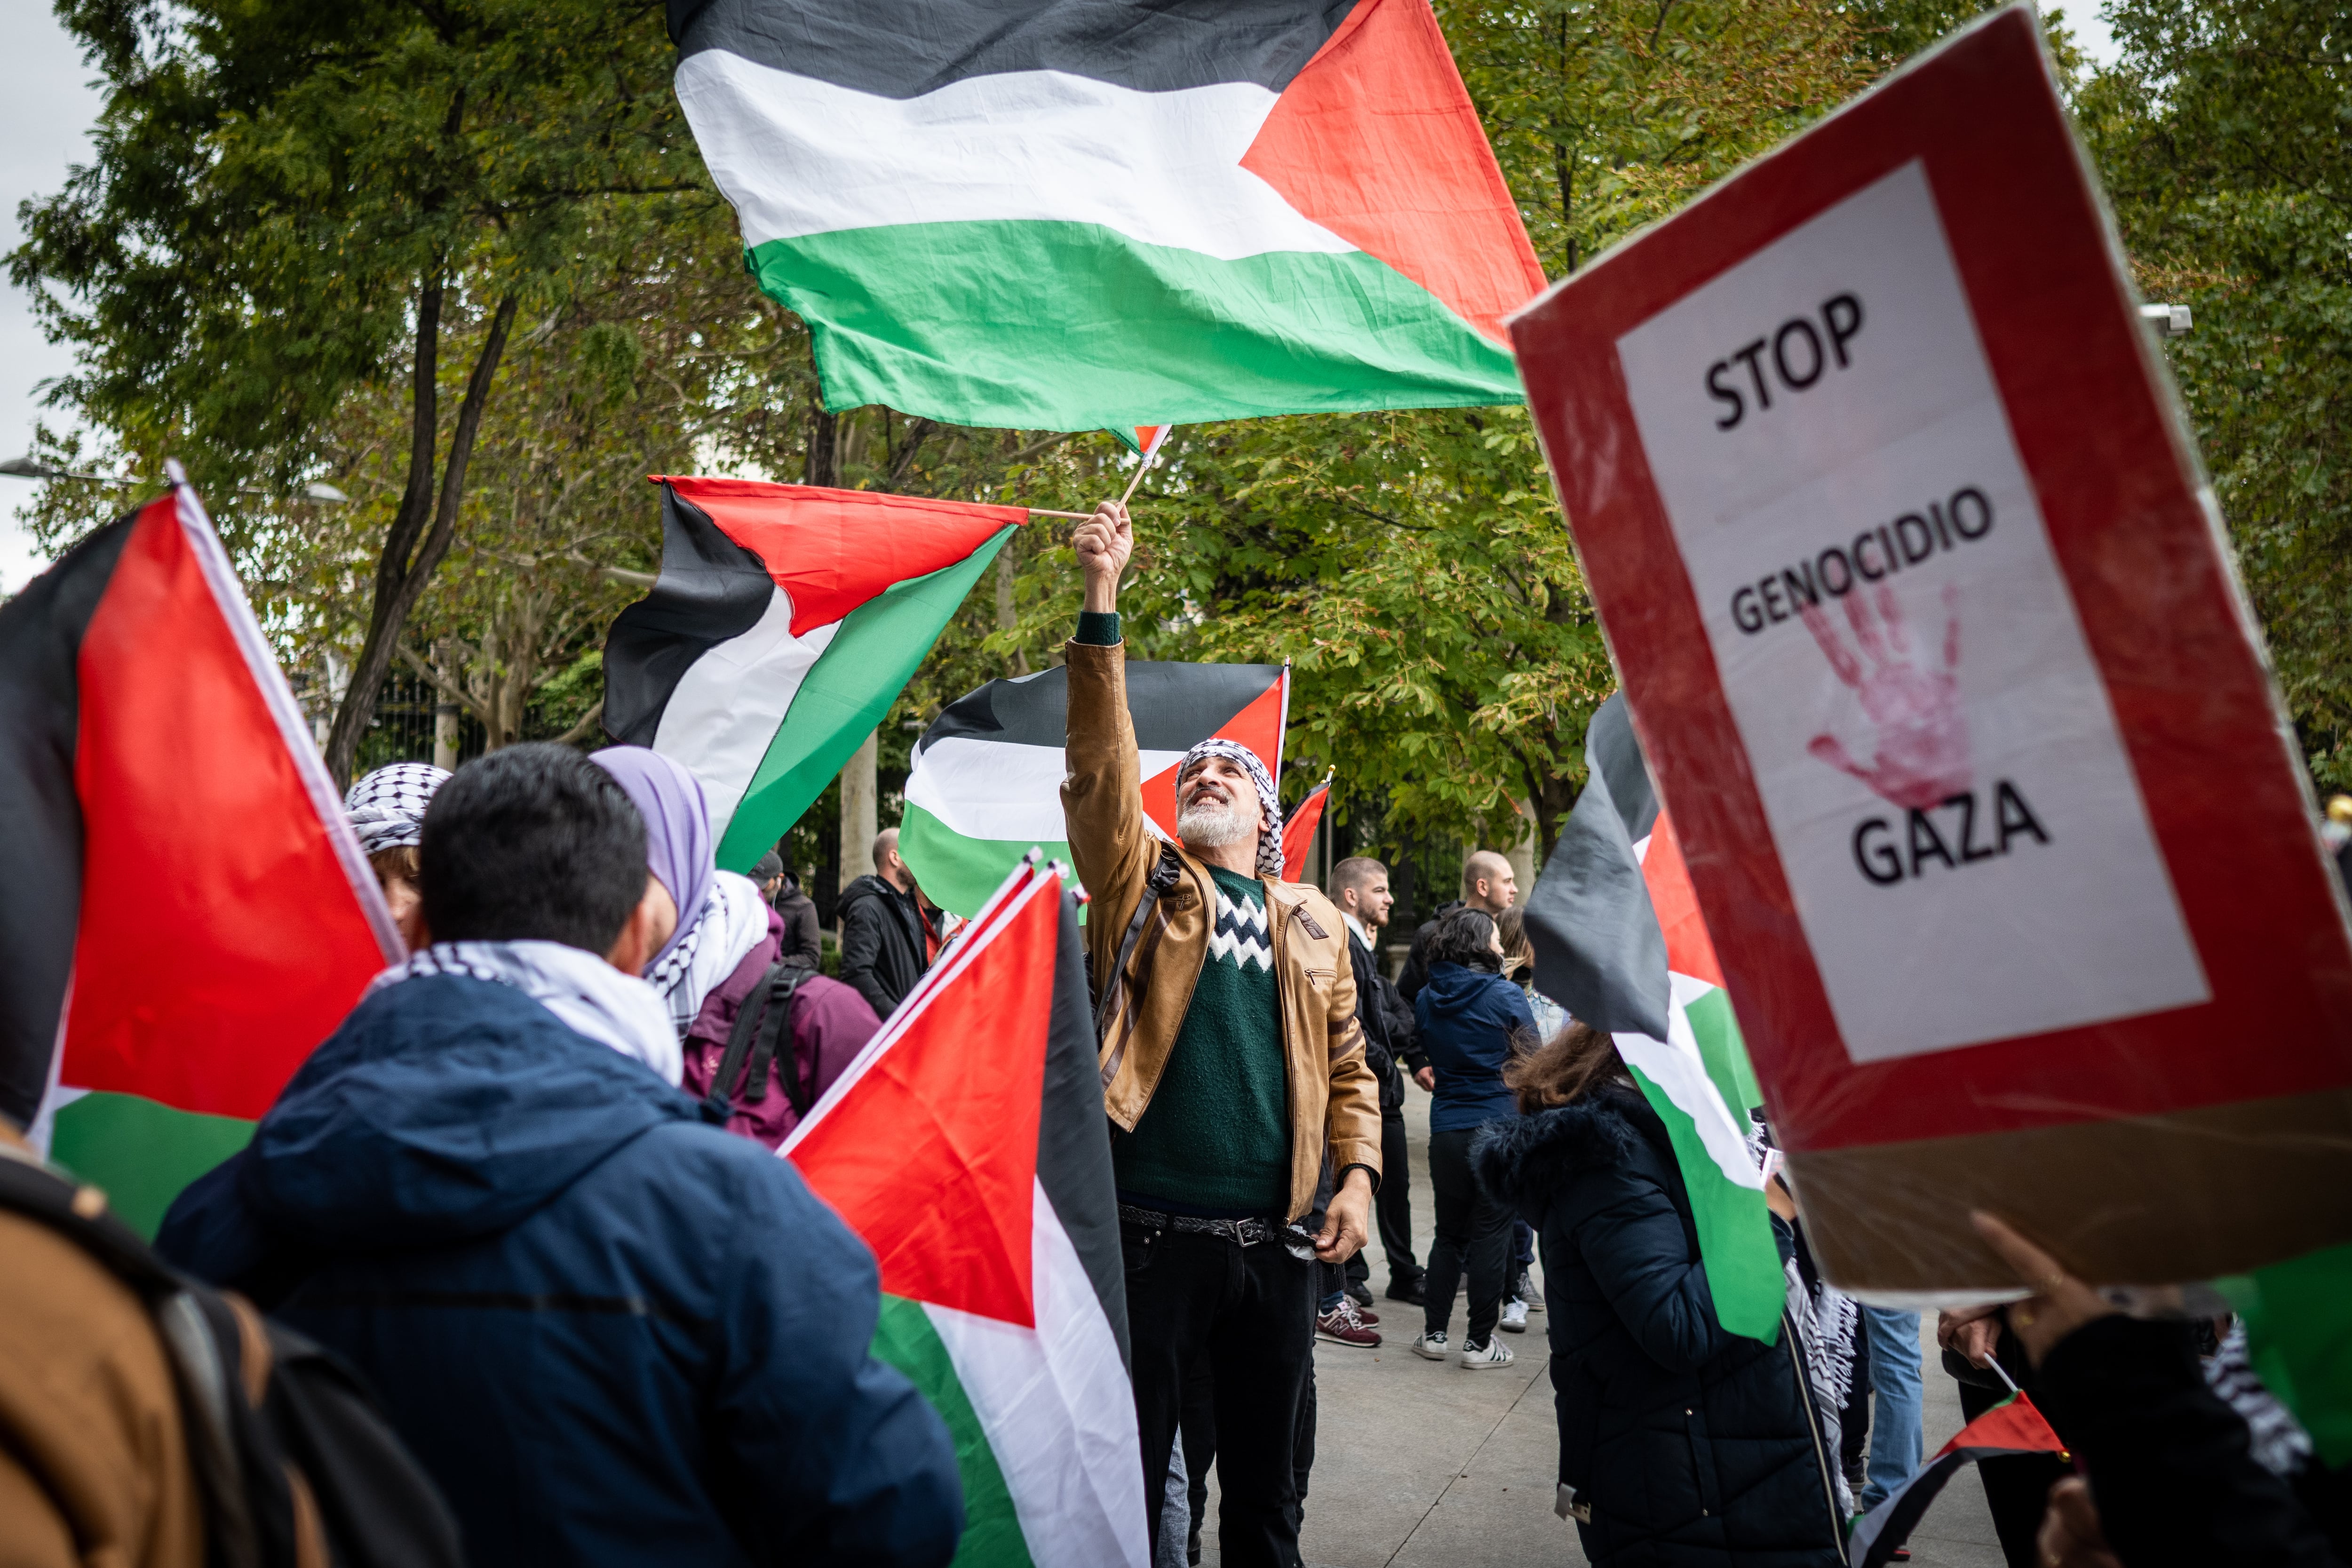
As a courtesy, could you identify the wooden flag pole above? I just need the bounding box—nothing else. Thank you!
[1116,449,1160,508]
[1025,508,1094,520]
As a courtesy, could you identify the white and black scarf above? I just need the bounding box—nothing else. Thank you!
[373,939,682,1086]
[646,870,771,1040]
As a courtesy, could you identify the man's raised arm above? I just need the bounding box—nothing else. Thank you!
[1059,501,1153,915]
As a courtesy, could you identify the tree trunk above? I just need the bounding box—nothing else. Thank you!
[323,287,520,782]
[806,409,839,488]
[838,728,879,930]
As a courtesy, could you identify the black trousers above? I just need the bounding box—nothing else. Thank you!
[1423,1126,1510,1345]
[1375,1102,1420,1282]
[1125,1218,1316,1568]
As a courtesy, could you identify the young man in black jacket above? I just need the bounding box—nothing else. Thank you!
[1330,856,1427,1305]
[837,828,930,1017]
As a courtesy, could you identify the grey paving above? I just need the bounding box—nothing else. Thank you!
[1189,1090,2007,1567]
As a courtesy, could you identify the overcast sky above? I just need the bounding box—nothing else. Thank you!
[0,3,2124,595]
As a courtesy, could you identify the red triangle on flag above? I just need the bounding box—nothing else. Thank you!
[654,477,1026,637]
[64,491,397,1118]
[1638,809,1725,989]
[1138,673,1288,842]
[785,868,1060,1326]
[1282,779,1331,881]
[1240,0,1547,344]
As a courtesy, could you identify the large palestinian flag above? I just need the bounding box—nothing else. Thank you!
[0,479,400,1236]
[1522,692,1782,1342]
[900,660,1287,917]
[784,857,1144,1568]
[668,0,1546,431]
[604,478,1018,870]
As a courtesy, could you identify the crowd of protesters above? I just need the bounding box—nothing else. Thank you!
[4,495,2347,1568]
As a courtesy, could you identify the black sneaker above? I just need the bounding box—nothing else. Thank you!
[1347,1280,1375,1311]
[1385,1275,1427,1305]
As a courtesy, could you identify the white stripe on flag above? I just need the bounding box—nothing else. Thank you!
[906,735,1187,842]
[652,587,837,832]
[925,1179,1147,1568]
[1613,971,1766,1194]
[675,51,1354,261]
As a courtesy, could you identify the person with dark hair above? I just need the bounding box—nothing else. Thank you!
[155,743,963,1568]
[1398,850,1518,1005]
[1409,906,1533,1369]
[767,855,825,971]
[839,827,932,1016]
[1473,1024,1843,1568]
[1329,854,1426,1307]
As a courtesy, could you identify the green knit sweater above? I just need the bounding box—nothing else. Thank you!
[1112,865,1289,1216]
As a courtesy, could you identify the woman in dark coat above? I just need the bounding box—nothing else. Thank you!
[1473,1023,1845,1567]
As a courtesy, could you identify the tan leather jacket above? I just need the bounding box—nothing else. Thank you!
[1061,639,1383,1222]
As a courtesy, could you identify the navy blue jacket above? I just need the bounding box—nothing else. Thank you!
[1413,961,1533,1132]
[1474,1084,1841,1568]
[158,975,962,1568]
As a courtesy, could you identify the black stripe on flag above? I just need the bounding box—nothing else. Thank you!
[669,0,1356,99]
[924,660,1283,756]
[1037,887,1129,1368]
[603,483,776,747]
[0,512,137,1124]
[1519,692,1674,1041]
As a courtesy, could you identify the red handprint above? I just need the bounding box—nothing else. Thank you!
[1799,582,1970,810]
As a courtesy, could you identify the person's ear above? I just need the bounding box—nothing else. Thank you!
[606,874,678,976]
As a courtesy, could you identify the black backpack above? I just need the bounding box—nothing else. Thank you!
[0,1147,466,1568]
[702,961,815,1123]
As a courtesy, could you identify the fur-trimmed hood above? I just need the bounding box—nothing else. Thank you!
[1471,1081,1650,1222]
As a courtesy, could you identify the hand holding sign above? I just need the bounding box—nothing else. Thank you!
[1801,582,1969,810]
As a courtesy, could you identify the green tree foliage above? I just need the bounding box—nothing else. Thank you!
[10,0,703,780]
[2074,0,2352,787]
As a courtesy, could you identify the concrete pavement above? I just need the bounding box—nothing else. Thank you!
[1191,1087,2009,1567]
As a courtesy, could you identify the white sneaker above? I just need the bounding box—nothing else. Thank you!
[1456,1336,1515,1369]
[1411,1330,1450,1361]
[1499,1297,1530,1333]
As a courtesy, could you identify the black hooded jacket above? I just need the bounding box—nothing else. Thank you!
[1474,1082,1843,1568]
[837,873,929,1018]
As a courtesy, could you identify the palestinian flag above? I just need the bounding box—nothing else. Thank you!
[783,858,1144,1568]
[668,0,1545,431]
[900,660,1287,918]
[1522,692,1782,1342]
[1849,1393,2067,1567]
[604,478,1017,871]
[0,478,399,1236]
[1281,771,1332,881]
[1114,426,1175,459]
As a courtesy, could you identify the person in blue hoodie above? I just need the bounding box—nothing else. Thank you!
[157,744,962,1568]
[1409,906,1536,1370]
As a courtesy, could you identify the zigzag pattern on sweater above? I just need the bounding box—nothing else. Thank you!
[1208,887,1272,972]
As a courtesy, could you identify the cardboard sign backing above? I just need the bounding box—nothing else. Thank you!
[1509,5,2352,1293]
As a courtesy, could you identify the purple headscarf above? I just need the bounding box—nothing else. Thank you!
[590,746,714,973]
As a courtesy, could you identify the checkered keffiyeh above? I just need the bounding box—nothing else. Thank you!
[344,762,452,856]
[1177,739,1286,878]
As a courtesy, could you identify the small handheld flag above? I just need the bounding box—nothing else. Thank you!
[1849,1392,2067,1567]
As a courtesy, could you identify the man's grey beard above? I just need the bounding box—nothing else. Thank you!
[1177,797,1255,850]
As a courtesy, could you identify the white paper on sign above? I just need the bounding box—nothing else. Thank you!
[1614,161,2208,1064]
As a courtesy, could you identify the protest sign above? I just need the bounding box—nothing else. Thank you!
[1510,5,2352,1293]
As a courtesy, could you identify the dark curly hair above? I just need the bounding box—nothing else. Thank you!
[1426,907,1502,973]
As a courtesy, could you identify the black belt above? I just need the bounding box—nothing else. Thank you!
[1118,1204,1280,1247]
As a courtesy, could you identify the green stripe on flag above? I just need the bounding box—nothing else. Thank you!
[872,1294,1036,1568]
[716,531,1012,870]
[750,220,1522,430]
[49,1090,256,1240]
[899,804,1069,922]
[2219,1242,2352,1469]
[1683,986,1765,1118]
[1620,1059,1782,1345]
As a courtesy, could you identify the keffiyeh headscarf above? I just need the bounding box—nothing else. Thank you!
[345,763,451,856]
[1176,739,1286,878]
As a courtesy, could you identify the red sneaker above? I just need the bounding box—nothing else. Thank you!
[1315,1304,1381,1348]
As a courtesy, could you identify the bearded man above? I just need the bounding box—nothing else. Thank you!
[1063,500,1381,1568]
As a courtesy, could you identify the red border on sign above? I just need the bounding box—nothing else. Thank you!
[1510,6,2352,1154]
